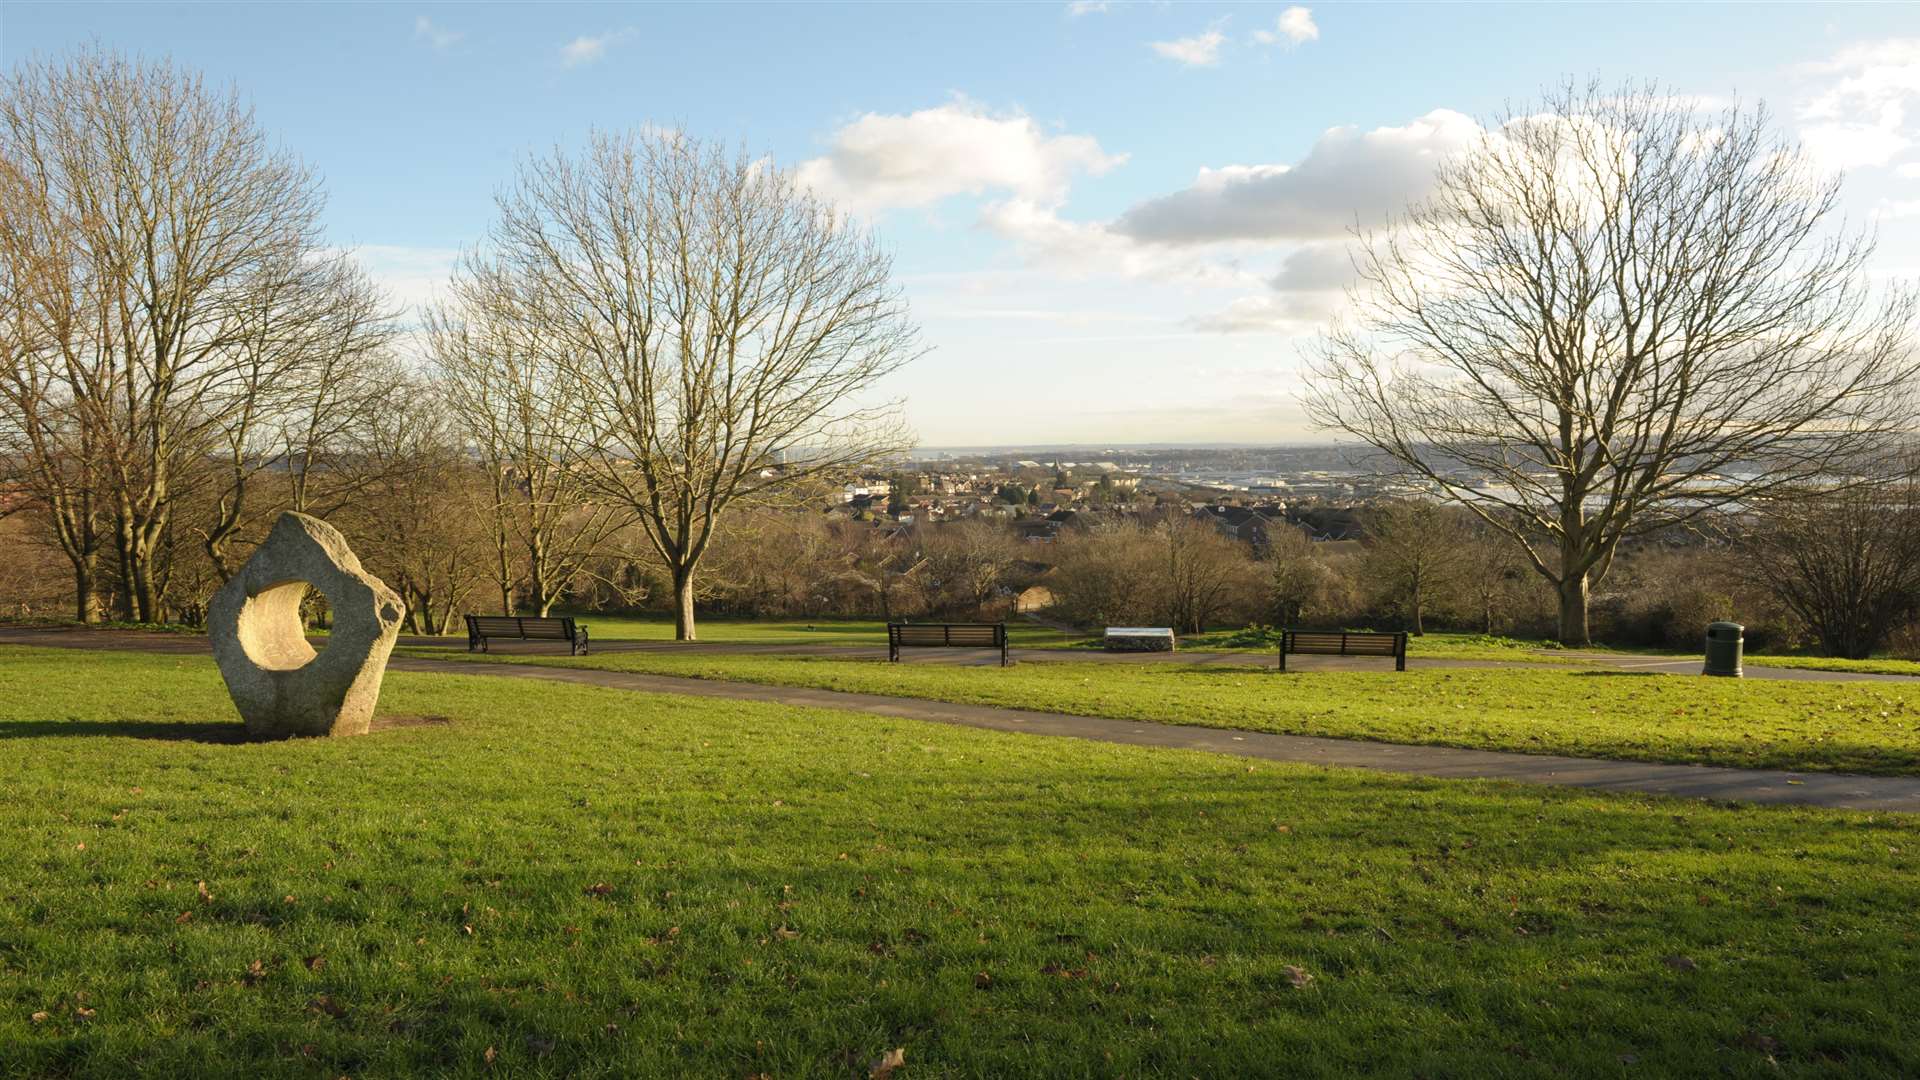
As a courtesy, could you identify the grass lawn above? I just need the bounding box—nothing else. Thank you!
[1,646,1917,1076]
[422,651,1920,777]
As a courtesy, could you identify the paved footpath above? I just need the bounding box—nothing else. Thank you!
[6,626,1920,812]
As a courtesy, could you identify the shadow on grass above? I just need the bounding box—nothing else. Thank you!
[0,719,247,743]
[1571,671,1663,678]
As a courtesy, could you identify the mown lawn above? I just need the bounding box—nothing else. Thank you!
[1,646,1917,1076]
[427,651,1920,777]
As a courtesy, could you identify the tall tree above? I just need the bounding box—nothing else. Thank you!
[472,130,921,640]
[1305,82,1918,644]
[0,49,378,621]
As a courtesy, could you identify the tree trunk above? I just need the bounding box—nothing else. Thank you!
[1410,594,1424,636]
[672,565,698,641]
[73,559,98,624]
[1557,573,1590,646]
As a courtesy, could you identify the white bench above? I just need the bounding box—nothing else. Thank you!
[1104,627,1176,652]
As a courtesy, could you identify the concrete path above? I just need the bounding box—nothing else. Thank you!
[6,625,1920,812]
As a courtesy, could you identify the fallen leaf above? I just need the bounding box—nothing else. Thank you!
[774,927,801,940]
[196,881,213,903]
[29,1011,48,1023]
[868,1047,906,1079]
[74,1006,95,1020]
[174,911,193,925]
[1285,964,1314,989]
[584,882,614,897]
[483,1045,497,1064]
[304,955,326,972]
[974,971,992,989]
[1663,955,1698,972]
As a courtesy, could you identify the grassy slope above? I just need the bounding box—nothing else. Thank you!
[0,646,1916,1077]
[425,651,1920,777]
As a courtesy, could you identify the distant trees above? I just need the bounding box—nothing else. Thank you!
[1050,517,1259,633]
[467,130,922,640]
[1360,501,1468,636]
[1306,81,1918,645]
[1161,518,1255,634]
[426,261,622,617]
[1742,468,1920,659]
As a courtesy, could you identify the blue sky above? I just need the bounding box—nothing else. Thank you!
[5,2,1920,445]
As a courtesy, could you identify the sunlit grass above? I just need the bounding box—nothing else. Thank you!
[1,646,1916,1076]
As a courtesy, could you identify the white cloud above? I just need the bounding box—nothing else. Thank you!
[413,15,462,50]
[1898,162,1920,179]
[560,28,637,69]
[1877,199,1920,220]
[343,244,461,314]
[1066,1,1109,15]
[1151,29,1227,68]
[1797,39,1920,170]
[1113,109,1481,244]
[795,98,1126,214]
[1252,7,1318,47]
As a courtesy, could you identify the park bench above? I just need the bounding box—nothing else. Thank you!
[887,622,1010,666]
[464,614,590,656]
[1279,629,1407,671]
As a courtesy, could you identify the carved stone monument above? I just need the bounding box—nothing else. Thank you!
[208,513,406,738]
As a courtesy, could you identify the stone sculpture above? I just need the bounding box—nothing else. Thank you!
[208,512,405,738]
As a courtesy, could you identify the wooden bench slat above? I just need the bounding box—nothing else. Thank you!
[887,623,1009,666]
[1278,629,1407,671]
[464,614,589,655]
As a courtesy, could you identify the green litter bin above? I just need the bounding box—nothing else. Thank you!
[1704,621,1744,678]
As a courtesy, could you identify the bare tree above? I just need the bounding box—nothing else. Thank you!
[427,262,622,617]
[1161,517,1254,634]
[1305,81,1918,644]
[0,146,110,620]
[472,130,921,639]
[1360,500,1468,636]
[1742,465,1920,659]
[0,49,379,621]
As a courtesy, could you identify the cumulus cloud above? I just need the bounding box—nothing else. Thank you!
[1252,7,1318,47]
[1066,1,1109,15]
[795,99,1126,214]
[1151,29,1227,67]
[1113,109,1481,244]
[561,28,637,68]
[414,15,462,50]
[1797,39,1920,170]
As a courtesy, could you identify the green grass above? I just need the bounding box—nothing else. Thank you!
[2,646,1918,1076]
[423,650,1920,777]
[1745,655,1920,677]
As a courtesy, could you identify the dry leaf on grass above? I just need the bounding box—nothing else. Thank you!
[868,1047,906,1078]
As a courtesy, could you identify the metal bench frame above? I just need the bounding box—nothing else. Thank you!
[1279,629,1407,671]
[887,622,1010,667]
[465,614,590,656]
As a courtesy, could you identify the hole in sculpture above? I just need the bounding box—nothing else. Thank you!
[236,580,329,672]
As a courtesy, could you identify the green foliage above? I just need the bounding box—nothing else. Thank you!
[1,647,1917,1075]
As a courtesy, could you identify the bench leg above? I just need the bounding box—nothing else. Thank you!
[1277,647,1287,672]
[889,644,899,663]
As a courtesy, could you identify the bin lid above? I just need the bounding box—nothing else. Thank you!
[1708,621,1744,634]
